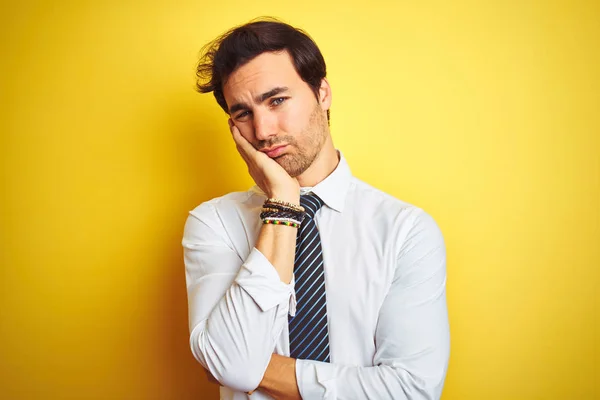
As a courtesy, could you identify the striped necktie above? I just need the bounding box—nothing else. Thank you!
[288,193,330,362]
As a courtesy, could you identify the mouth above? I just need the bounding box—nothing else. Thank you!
[260,144,288,158]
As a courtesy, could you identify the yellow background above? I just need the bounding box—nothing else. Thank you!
[1,0,598,399]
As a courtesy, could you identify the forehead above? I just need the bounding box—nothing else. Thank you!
[223,51,304,104]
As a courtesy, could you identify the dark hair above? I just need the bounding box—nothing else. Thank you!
[195,17,329,121]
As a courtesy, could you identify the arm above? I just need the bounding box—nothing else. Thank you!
[255,354,301,400]
[256,209,450,399]
[183,122,300,392]
[184,209,295,392]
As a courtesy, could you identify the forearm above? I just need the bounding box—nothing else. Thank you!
[255,223,298,284]
[185,193,301,391]
[295,358,448,400]
[192,279,287,391]
[257,354,301,400]
[255,192,300,284]
[188,247,294,392]
[255,355,447,400]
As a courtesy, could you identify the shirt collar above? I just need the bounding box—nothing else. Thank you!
[299,150,351,213]
[250,150,352,213]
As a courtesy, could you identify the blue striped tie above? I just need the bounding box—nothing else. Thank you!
[288,193,330,362]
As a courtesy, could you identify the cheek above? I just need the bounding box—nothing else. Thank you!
[277,113,293,133]
[280,103,311,133]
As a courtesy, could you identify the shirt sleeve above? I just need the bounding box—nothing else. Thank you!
[183,203,295,393]
[295,209,450,399]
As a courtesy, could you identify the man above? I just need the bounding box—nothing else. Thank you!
[183,18,450,399]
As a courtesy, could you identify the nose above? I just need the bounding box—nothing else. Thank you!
[253,109,277,141]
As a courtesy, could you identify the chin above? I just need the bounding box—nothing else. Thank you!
[284,162,310,178]
[281,164,300,178]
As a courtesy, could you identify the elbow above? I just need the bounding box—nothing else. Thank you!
[394,336,450,398]
[190,329,266,393]
[392,366,448,400]
[214,364,264,393]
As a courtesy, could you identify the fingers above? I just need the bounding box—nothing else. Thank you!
[228,119,250,165]
[228,119,256,160]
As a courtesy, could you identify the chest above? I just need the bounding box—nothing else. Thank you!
[317,212,397,333]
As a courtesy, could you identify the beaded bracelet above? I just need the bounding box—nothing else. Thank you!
[265,198,305,213]
[262,202,305,219]
[263,203,305,216]
[262,207,293,213]
[262,208,304,219]
[262,206,303,217]
[263,218,301,228]
[263,216,302,224]
[260,198,304,228]
[260,210,302,219]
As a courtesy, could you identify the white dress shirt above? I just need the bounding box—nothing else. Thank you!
[182,151,450,399]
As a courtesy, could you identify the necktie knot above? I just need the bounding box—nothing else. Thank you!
[300,194,325,219]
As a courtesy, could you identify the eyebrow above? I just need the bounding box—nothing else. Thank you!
[229,86,289,115]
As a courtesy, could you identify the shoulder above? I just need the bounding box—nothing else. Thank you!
[183,188,263,238]
[189,188,262,221]
[349,176,444,245]
[349,177,421,218]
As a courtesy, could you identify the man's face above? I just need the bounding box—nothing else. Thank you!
[223,51,330,177]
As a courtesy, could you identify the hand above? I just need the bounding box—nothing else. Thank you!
[229,119,300,203]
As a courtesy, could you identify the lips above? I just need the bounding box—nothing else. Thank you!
[261,145,288,158]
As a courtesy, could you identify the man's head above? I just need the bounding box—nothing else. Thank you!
[196,18,333,178]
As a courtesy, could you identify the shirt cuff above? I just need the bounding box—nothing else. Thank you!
[235,247,295,312]
[295,359,337,399]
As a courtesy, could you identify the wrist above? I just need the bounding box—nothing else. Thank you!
[268,192,300,205]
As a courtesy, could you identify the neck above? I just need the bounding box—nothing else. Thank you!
[296,136,339,188]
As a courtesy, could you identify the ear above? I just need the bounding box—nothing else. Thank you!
[318,78,332,111]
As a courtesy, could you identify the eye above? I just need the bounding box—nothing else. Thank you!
[270,97,287,106]
[235,110,251,120]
